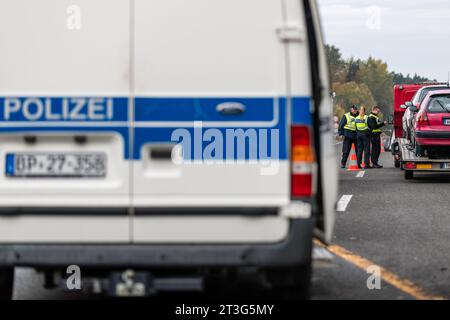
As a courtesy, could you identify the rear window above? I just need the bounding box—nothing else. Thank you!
[418,87,449,104]
[427,95,450,113]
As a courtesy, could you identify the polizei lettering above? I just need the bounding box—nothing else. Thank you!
[3,97,114,121]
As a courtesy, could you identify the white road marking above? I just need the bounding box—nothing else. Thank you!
[313,246,334,261]
[312,246,334,267]
[336,195,353,212]
[356,171,365,178]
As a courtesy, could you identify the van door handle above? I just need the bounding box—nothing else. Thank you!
[216,102,246,115]
[150,146,174,161]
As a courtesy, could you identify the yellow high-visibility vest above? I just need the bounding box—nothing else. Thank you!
[355,115,369,132]
[369,114,382,133]
[344,113,357,131]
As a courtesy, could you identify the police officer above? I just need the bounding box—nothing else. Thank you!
[368,106,387,169]
[355,106,372,169]
[338,105,359,168]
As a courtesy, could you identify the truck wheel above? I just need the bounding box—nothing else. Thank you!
[0,268,14,300]
[405,170,414,180]
[267,263,312,300]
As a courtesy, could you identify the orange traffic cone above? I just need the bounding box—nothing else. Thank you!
[347,145,360,171]
[381,139,385,153]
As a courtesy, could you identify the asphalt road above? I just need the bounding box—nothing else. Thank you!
[12,152,450,300]
[330,151,450,299]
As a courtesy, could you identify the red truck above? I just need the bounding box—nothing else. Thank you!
[393,84,425,139]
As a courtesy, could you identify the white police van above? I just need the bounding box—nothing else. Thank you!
[0,0,337,299]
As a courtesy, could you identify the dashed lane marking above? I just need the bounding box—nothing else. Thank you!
[356,171,365,178]
[336,195,353,212]
[314,240,447,301]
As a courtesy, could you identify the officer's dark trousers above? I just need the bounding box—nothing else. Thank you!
[341,136,358,166]
[357,132,371,167]
[371,134,381,165]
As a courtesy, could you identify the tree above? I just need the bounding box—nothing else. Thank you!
[325,45,347,83]
[333,81,376,115]
[355,57,393,115]
[346,58,361,83]
[326,44,435,116]
[391,72,435,85]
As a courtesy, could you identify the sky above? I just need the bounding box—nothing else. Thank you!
[317,0,450,81]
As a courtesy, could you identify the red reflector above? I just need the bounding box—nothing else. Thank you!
[291,174,312,198]
[404,162,417,169]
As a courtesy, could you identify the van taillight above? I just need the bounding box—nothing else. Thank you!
[291,125,314,198]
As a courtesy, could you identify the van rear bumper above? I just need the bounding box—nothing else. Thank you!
[0,219,313,269]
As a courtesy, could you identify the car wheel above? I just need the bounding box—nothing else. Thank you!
[405,170,414,180]
[0,268,14,300]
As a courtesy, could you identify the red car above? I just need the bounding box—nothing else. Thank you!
[411,89,450,157]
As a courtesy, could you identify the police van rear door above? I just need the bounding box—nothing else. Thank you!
[131,0,291,242]
[303,0,338,242]
[0,0,131,242]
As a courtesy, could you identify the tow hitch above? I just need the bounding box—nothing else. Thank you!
[111,270,151,297]
[59,270,204,297]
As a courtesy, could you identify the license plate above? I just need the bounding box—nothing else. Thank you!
[444,119,450,126]
[6,153,107,177]
[441,163,450,169]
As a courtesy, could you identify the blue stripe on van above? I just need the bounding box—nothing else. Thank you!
[0,96,312,160]
[290,97,312,125]
[135,97,275,122]
[134,126,287,161]
[133,97,290,160]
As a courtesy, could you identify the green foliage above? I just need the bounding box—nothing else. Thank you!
[326,45,347,83]
[325,44,434,116]
[346,58,361,83]
[391,72,436,85]
[333,81,376,112]
[355,58,393,116]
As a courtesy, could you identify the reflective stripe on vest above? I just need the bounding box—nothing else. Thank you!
[369,114,382,133]
[355,115,369,131]
[344,113,357,131]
